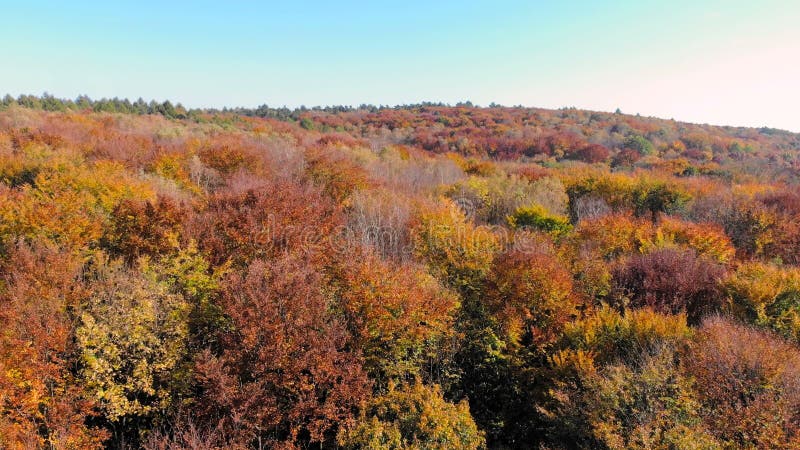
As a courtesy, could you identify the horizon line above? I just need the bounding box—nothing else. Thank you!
[3,92,798,134]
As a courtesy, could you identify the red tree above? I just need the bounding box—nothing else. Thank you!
[192,254,369,448]
[188,182,342,268]
[613,248,726,323]
[685,317,800,448]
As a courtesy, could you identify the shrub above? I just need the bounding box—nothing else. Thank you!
[723,262,800,342]
[410,199,500,295]
[484,245,577,348]
[189,182,341,267]
[684,317,800,448]
[543,309,701,449]
[655,217,735,263]
[0,243,107,448]
[101,195,187,261]
[612,248,726,323]
[558,306,692,366]
[631,181,691,221]
[623,135,655,156]
[571,143,611,163]
[570,213,653,260]
[192,255,369,448]
[507,205,572,238]
[338,381,485,450]
[77,255,191,428]
[304,145,371,202]
[332,250,458,380]
[545,347,719,450]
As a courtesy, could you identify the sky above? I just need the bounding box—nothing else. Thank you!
[1,0,799,131]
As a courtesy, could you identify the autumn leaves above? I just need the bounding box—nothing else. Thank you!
[1,102,800,449]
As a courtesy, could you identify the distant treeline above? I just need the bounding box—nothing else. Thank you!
[1,93,481,121]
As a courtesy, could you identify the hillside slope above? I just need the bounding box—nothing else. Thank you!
[1,99,800,449]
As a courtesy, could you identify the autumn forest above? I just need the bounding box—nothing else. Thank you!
[2,95,800,449]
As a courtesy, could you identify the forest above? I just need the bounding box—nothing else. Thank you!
[1,95,800,449]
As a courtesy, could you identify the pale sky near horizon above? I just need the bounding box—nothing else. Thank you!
[1,1,799,131]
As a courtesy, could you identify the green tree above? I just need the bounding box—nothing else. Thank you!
[623,135,655,156]
[507,205,572,238]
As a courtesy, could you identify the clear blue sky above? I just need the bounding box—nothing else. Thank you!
[1,1,798,130]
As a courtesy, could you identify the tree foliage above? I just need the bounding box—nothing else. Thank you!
[192,255,370,448]
[332,249,458,381]
[338,381,485,450]
[1,100,799,449]
[0,243,107,449]
[77,255,191,432]
[685,317,800,448]
[612,248,727,323]
[484,244,578,348]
